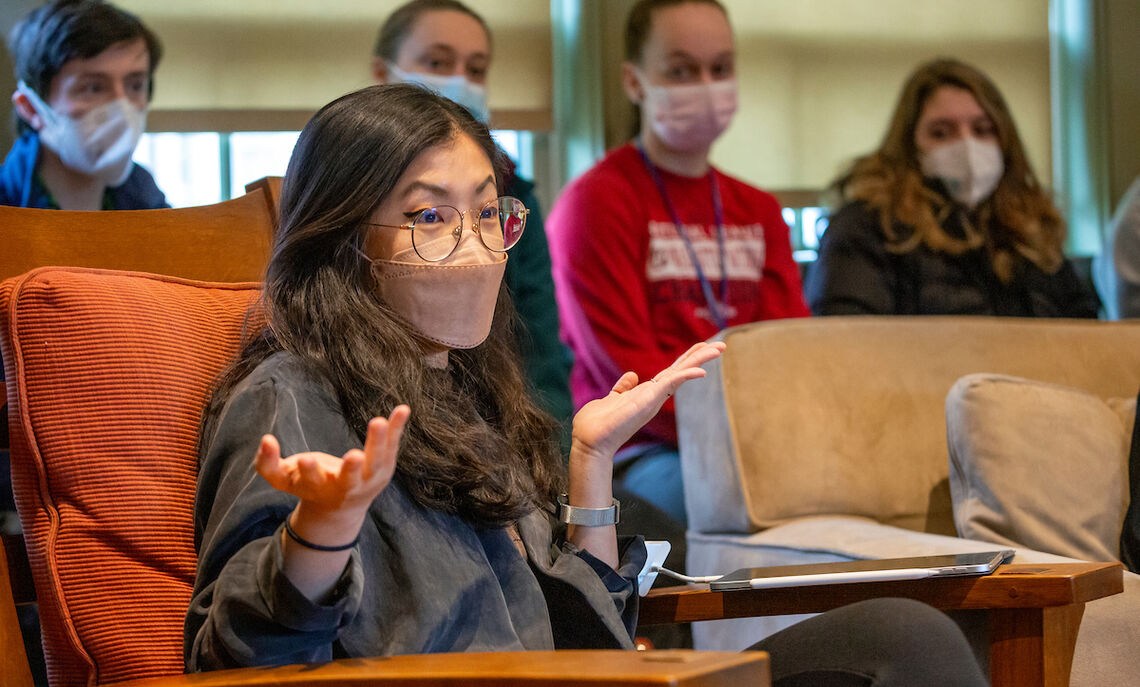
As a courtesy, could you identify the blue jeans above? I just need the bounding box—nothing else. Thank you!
[614,443,686,527]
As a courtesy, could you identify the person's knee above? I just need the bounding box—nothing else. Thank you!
[831,599,966,651]
[752,599,985,687]
[835,599,984,685]
[848,598,962,644]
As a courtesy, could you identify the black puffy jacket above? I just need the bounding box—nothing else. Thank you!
[805,200,1099,318]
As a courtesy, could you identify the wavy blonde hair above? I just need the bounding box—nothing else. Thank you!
[834,58,1064,282]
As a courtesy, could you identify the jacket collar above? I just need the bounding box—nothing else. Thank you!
[0,132,42,208]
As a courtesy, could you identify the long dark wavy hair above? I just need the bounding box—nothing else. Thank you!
[204,84,564,526]
[833,58,1064,282]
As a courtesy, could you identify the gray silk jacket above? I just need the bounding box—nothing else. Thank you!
[185,353,645,672]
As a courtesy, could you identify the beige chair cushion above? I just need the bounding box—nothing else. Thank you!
[677,317,1140,537]
[946,373,1135,562]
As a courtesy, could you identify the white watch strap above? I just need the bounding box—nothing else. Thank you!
[557,493,620,526]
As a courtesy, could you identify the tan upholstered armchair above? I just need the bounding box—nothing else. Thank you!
[676,316,1140,686]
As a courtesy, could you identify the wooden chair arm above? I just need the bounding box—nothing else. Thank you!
[108,651,769,687]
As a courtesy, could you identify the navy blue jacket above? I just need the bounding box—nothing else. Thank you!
[502,173,573,447]
[0,132,168,209]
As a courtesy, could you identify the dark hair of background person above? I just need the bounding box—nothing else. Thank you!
[6,0,163,136]
[372,0,491,61]
[622,0,729,138]
[202,84,563,527]
[833,58,1065,282]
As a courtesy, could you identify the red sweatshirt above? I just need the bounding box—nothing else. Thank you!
[547,143,809,449]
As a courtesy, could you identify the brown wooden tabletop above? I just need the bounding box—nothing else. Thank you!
[640,562,1123,687]
[638,562,1123,625]
[110,650,770,687]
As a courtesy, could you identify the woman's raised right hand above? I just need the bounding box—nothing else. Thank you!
[256,405,411,521]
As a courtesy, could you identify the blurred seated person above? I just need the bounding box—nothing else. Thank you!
[806,58,1097,318]
[370,0,572,437]
[547,0,808,529]
[185,83,985,687]
[1094,176,1140,319]
[2,0,167,210]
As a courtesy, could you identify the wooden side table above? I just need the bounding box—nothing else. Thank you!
[640,562,1123,687]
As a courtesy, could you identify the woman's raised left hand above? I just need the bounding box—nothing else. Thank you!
[570,341,726,464]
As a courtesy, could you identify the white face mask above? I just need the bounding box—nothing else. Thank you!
[17,81,146,188]
[386,63,490,124]
[639,75,738,153]
[364,232,506,350]
[920,137,1004,208]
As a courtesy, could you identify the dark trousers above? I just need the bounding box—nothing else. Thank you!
[1120,388,1140,572]
[748,598,986,687]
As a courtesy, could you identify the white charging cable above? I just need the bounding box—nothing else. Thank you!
[650,566,723,584]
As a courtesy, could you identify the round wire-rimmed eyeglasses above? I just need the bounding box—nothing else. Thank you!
[365,195,529,262]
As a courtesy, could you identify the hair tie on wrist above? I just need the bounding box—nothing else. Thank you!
[284,519,358,552]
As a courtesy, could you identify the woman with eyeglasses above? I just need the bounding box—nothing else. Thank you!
[371,0,573,449]
[185,82,717,666]
[185,84,985,687]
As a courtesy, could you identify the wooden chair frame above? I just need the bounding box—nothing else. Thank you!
[0,190,274,285]
[0,181,278,450]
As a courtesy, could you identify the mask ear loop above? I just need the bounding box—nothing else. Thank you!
[352,244,383,281]
[350,222,389,282]
[15,81,57,128]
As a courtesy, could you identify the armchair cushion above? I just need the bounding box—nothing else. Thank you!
[677,317,1140,538]
[0,268,260,686]
[946,374,1134,562]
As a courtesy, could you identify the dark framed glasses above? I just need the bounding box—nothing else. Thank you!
[367,195,529,262]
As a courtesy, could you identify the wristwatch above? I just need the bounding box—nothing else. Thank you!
[557,493,620,526]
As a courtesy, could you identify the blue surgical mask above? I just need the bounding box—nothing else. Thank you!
[386,63,490,124]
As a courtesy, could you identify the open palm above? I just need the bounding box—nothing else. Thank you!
[256,405,411,517]
[572,342,725,461]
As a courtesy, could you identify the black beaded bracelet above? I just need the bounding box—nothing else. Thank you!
[283,519,358,552]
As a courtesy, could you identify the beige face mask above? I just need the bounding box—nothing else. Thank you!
[365,233,507,349]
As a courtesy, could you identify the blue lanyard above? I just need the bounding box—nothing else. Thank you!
[636,144,729,330]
